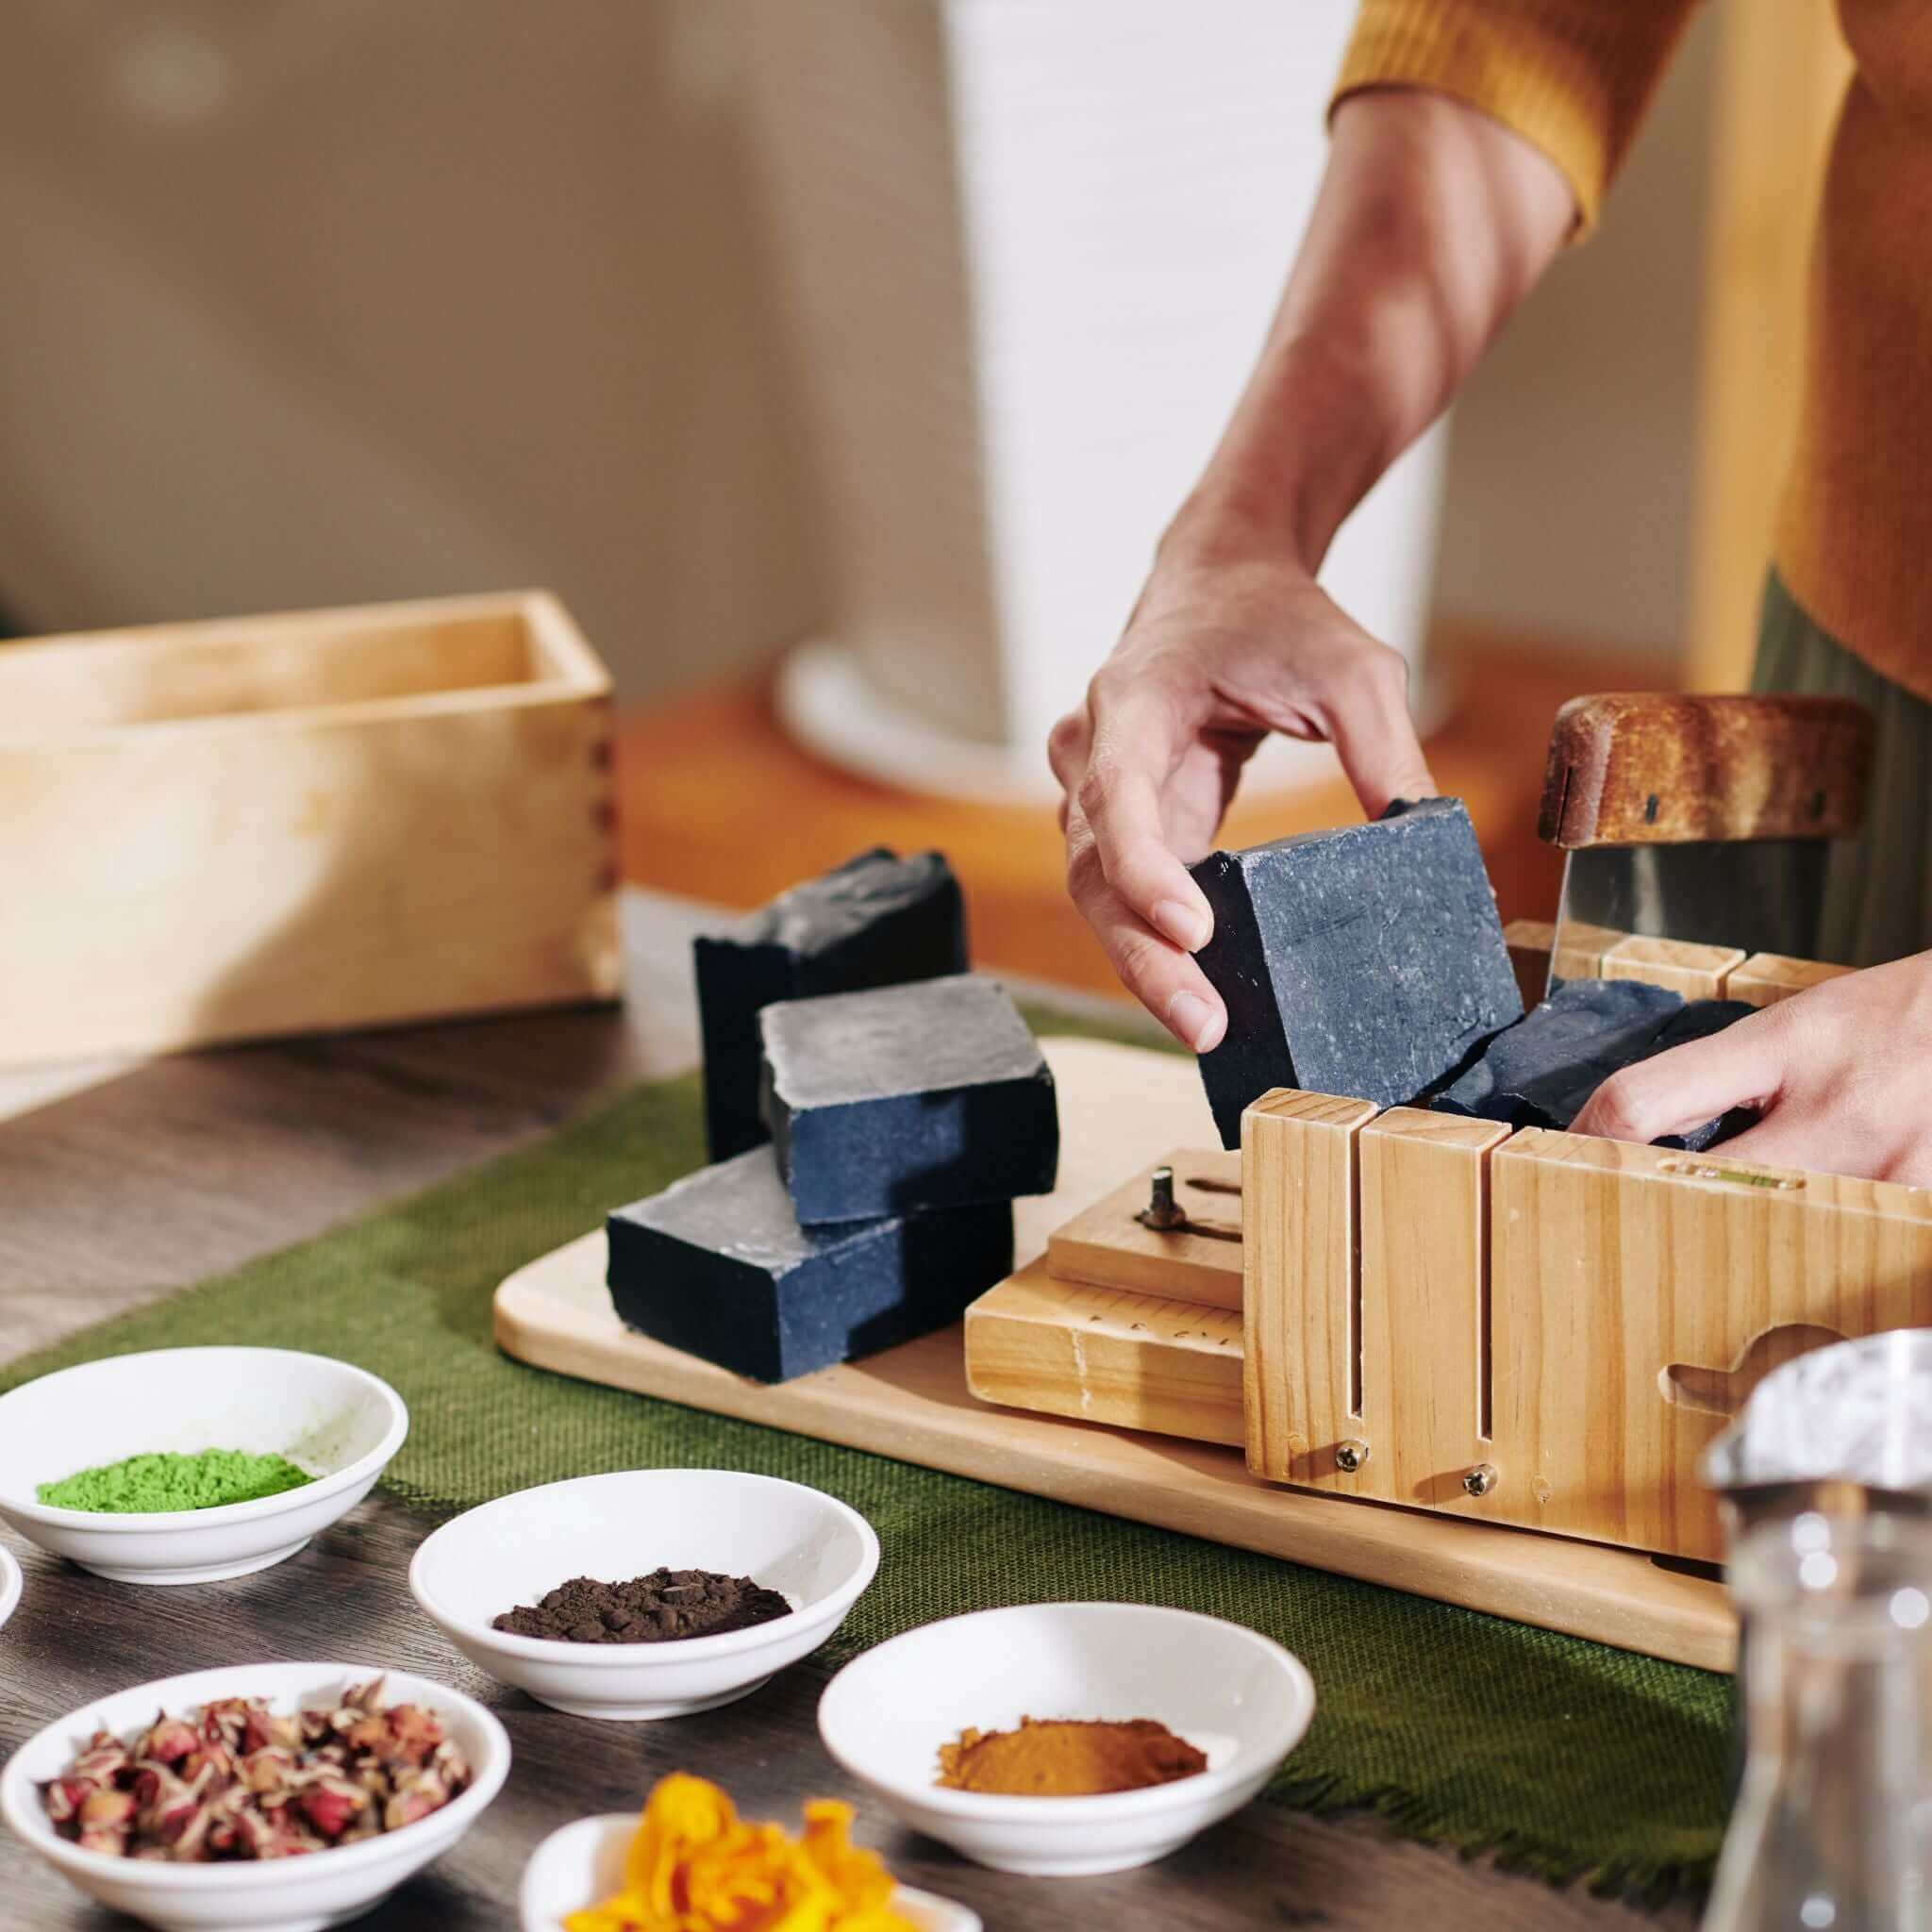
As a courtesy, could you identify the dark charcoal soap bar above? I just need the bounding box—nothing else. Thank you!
[1189,797,1522,1147]
[1433,979,1757,1150]
[1432,977,1685,1128]
[758,974,1058,1224]
[607,1148,1013,1383]
[693,848,966,1161]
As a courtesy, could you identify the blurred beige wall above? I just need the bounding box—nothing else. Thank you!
[1433,3,1716,661]
[0,1,1712,699]
[0,0,829,691]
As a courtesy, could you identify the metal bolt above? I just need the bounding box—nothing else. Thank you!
[1335,1438,1370,1474]
[1463,1462,1499,1498]
[1139,1165,1187,1231]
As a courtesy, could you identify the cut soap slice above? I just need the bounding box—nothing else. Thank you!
[607,1147,1013,1383]
[1189,797,1522,1147]
[758,974,1058,1224]
[693,848,967,1161]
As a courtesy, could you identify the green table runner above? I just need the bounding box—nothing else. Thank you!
[2,1009,1729,1901]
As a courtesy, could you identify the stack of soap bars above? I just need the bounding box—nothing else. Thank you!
[1190,797,1754,1150]
[608,850,1058,1383]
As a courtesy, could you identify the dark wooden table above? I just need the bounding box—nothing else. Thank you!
[0,897,1690,1930]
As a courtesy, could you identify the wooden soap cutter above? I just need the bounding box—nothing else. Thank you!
[976,691,1906,1574]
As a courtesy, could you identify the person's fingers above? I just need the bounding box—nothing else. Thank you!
[1066,812,1225,1050]
[1046,707,1090,796]
[1079,691,1216,952]
[1570,1012,1790,1145]
[1698,1113,1826,1174]
[1321,643,1438,818]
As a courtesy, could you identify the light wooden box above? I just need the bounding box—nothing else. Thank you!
[0,591,621,1065]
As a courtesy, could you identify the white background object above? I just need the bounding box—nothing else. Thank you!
[0,1,1707,724]
[750,0,1449,798]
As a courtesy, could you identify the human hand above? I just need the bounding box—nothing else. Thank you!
[1048,549,1436,1051]
[1569,952,1932,1185]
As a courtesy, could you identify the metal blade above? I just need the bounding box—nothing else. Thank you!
[1547,839,1828,996]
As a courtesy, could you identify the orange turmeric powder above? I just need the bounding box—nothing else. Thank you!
[936,1716,1207,1796]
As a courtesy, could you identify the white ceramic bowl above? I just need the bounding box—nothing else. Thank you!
[519,1813,979,1932]
[0,1541,22,1632]
[818,1602,1315,1876]
[0,1660,509,1932]
[0,1348,408,1585]
[409,1469,880,1720]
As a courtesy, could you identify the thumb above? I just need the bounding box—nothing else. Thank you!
[1570,1009,1790,1145]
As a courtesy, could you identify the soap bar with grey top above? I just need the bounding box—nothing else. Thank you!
[1431,977,1756,1150]
[607,1148,1013,1383]
[758,974,1058,1224]
[693,848,966,1161]
[1189,797,1523,1147]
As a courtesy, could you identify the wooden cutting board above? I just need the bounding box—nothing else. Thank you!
[493,1036,1733,1671]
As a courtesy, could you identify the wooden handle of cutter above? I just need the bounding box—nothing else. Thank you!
[1537,692,1874,848]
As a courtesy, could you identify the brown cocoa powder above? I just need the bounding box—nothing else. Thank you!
[491,1568,791,1644]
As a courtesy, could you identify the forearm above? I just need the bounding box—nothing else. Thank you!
[1165,88,1575,575]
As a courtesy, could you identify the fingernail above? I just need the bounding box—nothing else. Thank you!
[1153,899,1211,951]
[1167,991,1224,1053]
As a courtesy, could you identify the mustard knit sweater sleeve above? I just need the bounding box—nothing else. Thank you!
[1332,0,1702,231]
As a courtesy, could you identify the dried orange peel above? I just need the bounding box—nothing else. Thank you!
[563,1773,918,1932]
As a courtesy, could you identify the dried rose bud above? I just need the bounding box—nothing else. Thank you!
[227,1805,275,1859]
[42,1778,88,1824]
[241,1707,296,1754]
[79,1790,137,1830]
[382,1769,451,1832]
[148,1768,212,1846]
[383,1704,445,1766]
[168,1801,216,1862]
[262,1819,317,1859]
[180,1741,233,1788]
[71,1739,131,1785]
[296,1779,367,1841]
[239,1746,295,1794]
[198,1701,244,1749]
[130,1761,181,1816]
[138,1718,198,1766]
[341,1714,388,1755]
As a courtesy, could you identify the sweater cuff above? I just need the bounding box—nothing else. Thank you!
[1331,0,1697,236]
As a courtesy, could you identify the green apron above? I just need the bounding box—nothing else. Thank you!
[1750,572,1932,967]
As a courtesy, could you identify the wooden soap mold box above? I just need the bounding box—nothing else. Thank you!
[0,591,620,1066]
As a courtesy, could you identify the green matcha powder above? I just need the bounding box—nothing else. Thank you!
[38,1448,315,1513]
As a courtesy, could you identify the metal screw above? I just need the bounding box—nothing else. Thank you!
[1462,1462,1499,1498]
[1335,1439,1370,1474]
[1140,1165,1187,1231]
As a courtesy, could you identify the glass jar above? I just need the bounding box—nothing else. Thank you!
[1705,1512,1932,1932]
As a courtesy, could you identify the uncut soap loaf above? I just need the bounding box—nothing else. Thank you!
[758,974,1058,1224]
[1189,798,1522,1147]
[693,849,966,1161]
[607,1148,1014,1383]
[1432,976,1756,1152]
